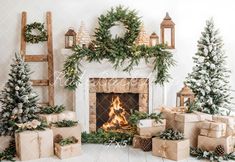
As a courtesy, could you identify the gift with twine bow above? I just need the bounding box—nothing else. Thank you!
[161,106,212,147]
[152,137,190,161]
[212,115,235,136]
[199,120,226,138]
[15,129,54,161]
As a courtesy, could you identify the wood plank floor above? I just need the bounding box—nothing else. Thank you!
[12,144,231,162]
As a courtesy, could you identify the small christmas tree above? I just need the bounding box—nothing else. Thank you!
[0,53,39,136]
[186,19,232,115]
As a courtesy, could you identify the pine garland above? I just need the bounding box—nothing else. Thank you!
[40,105,65,114]
[52,120,78,127]
[129,110,163,126]
[159,128,184,140]
[190,147,235,162]
[63,6,175,90]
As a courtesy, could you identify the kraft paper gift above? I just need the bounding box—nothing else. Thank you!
[212,115,234,136]
[54,142,81,159]
[152,137,190,161]
[0,136,12,152]
[199,121,226,138]
[132,135,142,148]
[15,129,54,161]
[198,135,233,154]
[138,119,163,128]
[39,111,77,124]
[137,119,166,137]
[51,124,81,143]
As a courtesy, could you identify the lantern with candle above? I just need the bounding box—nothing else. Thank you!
[65,28,76,49]
[176,83,194,107]
[149,32,159,47]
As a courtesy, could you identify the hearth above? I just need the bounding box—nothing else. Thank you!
[96,93,139,131]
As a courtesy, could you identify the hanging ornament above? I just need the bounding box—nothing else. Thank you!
[135,23,149,46]
[77,21,91,48]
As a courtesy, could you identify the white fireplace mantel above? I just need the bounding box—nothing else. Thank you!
[61,49,165,132]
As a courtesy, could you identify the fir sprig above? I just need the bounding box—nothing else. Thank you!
[58,136,78,146]
[52,120,78,127]
[129,110,163,126]
[0,140,16,162]
[190,147,235,162]
[40,105,65,114]
[159,128,184,140]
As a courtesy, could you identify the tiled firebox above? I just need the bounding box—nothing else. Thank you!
[89,78,149,132]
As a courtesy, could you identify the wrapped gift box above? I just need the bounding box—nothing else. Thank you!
[55,142,81,159]
[39,111,77,124]
[132,135,141,148]
[199,121,226,138]
[161,107,212,147]
[198,135,233,154]
[51,124,81,143]
[152,137,190,161]
[212,115,234,136]
[137,119,166,137]
[0,136,12,152]
[15,129,54,161]
[138,119,159,128]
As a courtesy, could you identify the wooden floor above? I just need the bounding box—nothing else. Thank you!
[13,144,230,162]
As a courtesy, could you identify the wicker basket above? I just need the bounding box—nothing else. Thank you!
[140,136,152,152]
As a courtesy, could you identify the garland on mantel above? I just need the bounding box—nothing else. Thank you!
[63,6,176,90]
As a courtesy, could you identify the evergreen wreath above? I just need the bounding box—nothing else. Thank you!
[25,22,48,43]
[63,6,175,90]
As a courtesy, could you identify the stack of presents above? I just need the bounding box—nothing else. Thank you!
[14,110,81,161]
[133,85,235,161]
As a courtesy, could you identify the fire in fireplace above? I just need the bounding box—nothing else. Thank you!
[96,93,139,131]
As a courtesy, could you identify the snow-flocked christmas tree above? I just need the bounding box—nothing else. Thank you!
[0,53,39,136]
[186,19,232,115]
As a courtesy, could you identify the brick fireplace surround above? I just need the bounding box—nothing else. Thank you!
[89,78,149,132]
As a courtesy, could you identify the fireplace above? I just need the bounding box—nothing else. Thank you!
[96,93,139,131]
[89,78,149,132]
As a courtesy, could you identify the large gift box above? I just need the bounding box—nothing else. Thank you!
[15,129,54,161]
[212,115,234,136]
[152,137,190,161]
[54,142,81,159]
[199,121,226,138]
[198,135,233,154]
[161,107,212,147]
[51,124,81,143]
[0,136,12,152]
[39,111,77,124]
[137,119,166,137]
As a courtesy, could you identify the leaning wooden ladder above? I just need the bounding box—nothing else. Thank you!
[20,11,54,106]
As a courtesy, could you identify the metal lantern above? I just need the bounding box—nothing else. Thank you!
[65,28,76,49]
[176,84,194,107]
[149,32,159,47]
[160,12,175,49]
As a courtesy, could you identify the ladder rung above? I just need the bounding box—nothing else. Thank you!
[31,80,49,86]
[25,55,48,62]
[38,102,49,107]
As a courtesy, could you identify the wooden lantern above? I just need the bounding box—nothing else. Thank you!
[65,28,76,49]
[149,32,159,47]
[176,84,194,107]
[160,12,175,49]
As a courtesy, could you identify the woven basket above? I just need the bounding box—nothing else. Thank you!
[140,136,152,152]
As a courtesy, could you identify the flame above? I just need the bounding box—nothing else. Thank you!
[102,96,129,130]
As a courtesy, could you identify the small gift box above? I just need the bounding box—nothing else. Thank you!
[0,136,12,152]
[39,111,77,124]
[132,135,141,148]
[137,119,166,137]
[52,124,81,142]
[55,142,81,159]
[15,129,54,161]
[199,121,226,138]
[152,137,190,161]
[212,115,234,136]
[198,135,233,154]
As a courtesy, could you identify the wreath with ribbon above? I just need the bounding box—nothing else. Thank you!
[25,22,48,43]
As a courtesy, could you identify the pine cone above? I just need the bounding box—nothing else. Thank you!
[215,145,225,156]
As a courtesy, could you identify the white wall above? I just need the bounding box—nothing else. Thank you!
[0,0,234,110]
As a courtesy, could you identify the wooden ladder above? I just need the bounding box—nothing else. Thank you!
[20,11,54,107]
